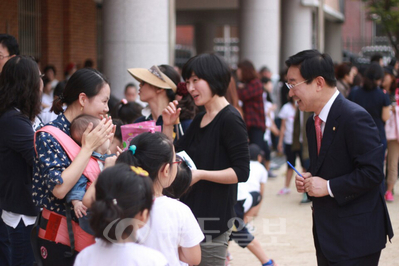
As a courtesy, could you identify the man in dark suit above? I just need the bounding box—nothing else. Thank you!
[289,50,393,266]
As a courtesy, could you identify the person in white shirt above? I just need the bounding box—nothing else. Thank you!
[277,96,296,195]
[74,164,168,266]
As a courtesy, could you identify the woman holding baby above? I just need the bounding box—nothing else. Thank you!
[32,68,114,265]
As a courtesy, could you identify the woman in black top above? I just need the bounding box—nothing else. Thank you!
[348,63,391,156]
[163,53,249,266]
[0,56,42,265]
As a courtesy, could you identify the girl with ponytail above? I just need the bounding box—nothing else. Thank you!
[74,164,168,266]
[115,132,204,265]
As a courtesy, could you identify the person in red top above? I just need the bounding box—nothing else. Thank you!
[237,60,266,151]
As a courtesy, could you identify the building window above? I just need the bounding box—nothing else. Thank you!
[18,0,41,60]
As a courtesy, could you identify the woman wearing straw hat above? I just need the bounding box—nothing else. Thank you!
[128,65,177,125]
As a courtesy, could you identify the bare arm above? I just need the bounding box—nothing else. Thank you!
[178,245,201,265]
[382,105,391,122]
[82,179,97,208]
[260,183,265,197]
[277,119,286,153]
[191,168,238,186]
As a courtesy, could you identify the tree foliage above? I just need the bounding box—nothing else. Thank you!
[364,0,399,55]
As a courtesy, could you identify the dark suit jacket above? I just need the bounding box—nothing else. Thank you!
[307,93,393,262]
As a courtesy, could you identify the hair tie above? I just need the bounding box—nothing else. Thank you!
[112,199,118,205]
[121,98,128,105]
[58,94,65,103]
[176,82,188,96]
[130,166,149,177]
[129,145,136,155]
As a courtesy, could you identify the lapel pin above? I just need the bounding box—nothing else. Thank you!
[333,127,336,131]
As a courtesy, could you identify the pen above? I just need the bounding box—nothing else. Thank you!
[287,161,303,177]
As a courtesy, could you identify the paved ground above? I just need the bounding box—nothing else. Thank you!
[228,155,399,266]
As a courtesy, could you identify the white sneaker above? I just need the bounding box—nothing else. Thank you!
[277,187,291,195]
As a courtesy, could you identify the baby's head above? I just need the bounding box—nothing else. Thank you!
[71,114,110,154]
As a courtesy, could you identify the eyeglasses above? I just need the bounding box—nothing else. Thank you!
[0,54,11,60]
[285,79,309,90]
[172,155,183,165]
[140,81,147,87]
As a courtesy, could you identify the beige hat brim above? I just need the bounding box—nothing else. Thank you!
[127,68,177,92]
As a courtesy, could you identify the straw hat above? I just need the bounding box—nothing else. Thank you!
[127,65,177,92]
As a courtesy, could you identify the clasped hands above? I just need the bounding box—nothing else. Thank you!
[295,172,329,197]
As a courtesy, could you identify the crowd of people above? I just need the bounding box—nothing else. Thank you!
[0,32,396,266]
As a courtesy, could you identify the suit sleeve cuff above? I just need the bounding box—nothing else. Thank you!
[327,180,334,198]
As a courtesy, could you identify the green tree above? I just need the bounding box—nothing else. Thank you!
[364,0,399,55]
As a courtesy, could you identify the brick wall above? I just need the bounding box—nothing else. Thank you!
[1,1,97,77]
[41,0,64,79]
[41,0,97,78]
[0,0,18,38]
[65,0,97,71]
[342,0,373,53]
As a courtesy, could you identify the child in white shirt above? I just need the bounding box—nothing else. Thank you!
[74,164,168,266]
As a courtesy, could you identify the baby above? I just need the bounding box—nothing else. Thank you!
[67,114,116,226]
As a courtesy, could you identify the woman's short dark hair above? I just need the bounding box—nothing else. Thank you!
[51,68,109,114]
[285,49,337,87]
[158,64,179,102]
[238,60,258,83]
[335,62,352,80]
[0,56,41,121]
[116,132,174,182]
[182,53,231,96]
[90,164,153,243]
[363,63,384,91]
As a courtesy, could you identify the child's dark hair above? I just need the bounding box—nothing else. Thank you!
[163,157,192,199]
[70,114,100,145]
[116,132,174,182]
[90,164,153,243]
[113,100,143,124]
[112,118,124,142]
